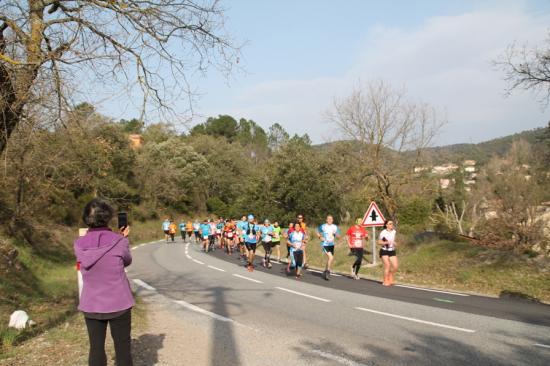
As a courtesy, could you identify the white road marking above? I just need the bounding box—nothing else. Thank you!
[306,269,324,274]
[311,349,371,366]
[233,274,263,284]
[174,300,234,323]
[193,259,205,265]
[133,279,156,291]
[208,265,226,272]
[185,254,192,259]
[394,284,469,297]
[275,287,331,303]
[534,343,550,349]
[355,307,475,333]
[331,273,342,277]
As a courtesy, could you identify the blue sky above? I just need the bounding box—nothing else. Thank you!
[100,0,550,146]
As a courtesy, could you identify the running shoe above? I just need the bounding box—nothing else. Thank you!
[323,270,330,281]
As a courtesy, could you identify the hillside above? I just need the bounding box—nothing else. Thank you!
[315,126,548,166]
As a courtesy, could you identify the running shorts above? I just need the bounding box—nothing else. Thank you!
[379,249,396,257]
[245,242,257,251]
[322,245,335,255]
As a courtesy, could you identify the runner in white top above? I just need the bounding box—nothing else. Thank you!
[377,220,398,286]
[317,215,340,281]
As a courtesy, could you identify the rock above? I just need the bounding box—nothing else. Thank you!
[8,310,34,330]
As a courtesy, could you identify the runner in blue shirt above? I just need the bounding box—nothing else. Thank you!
[243,215,260,271]
[317,215,340,281]
[199,219,211,252]
[259,220,274,268]
[179,220,186,240]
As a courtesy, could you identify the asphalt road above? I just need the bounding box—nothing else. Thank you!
[128,239,550,366]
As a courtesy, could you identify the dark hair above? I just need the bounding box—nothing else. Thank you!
[383,219,394,230]
[82,198,114,228]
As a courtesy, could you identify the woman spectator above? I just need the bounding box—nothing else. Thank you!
[74,198,134,366]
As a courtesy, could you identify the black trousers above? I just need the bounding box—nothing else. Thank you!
[351,248,364,274]
[84,310,133,366]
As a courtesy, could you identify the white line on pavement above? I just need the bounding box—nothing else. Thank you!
[208,265,226,272]
[185,254,192,259]
[133,279,156,291]
[311,349,372,366]
[534,343,550,349]
[355,307,475,333]
[306,269,324,274]
[174,300,234,323]
[331,273,342,277]
[394,284,470,297]
[275,287,331,302]
[193,259,205,265]
[233,274,263,284]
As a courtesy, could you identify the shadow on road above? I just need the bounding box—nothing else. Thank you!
[209,286,241,366]
[132,333,165,366]
[292,329,550,366]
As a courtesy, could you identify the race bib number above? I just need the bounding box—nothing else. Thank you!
[326,232,334,242]
[227,232,233,238]
[263,236,272,243]
[216,229,221,234]
[203,235,209,240]
[248,234,255,240]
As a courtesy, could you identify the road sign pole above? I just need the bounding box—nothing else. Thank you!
[372,226,376,265]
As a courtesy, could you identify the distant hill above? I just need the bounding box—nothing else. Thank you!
[424,127,547,165]
[315,127,548,166]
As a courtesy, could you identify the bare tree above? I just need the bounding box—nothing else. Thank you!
[0,0,240,154]
[496,33,550,106]
[327,80,445,218]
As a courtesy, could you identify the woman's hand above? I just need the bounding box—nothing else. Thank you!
[120,225,130,237]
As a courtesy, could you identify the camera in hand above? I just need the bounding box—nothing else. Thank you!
[117,212,128,229]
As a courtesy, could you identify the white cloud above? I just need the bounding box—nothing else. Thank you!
[197,5,550,145]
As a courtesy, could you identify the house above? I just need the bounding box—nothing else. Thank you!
[432,163,459,175]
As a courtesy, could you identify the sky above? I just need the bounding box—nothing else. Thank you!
[100,0,550,146]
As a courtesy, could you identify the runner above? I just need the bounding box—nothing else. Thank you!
[168,220,177,242]
[216,218,225,249]
[287,221,306,279]
[259,219,274,268]
[378,220,398,286]
[317,215,340,281]
[236,215,248,262]
[162,218,170,242]
[297,214,309,268]
[283,222,295,265]
[179,219,186,240]
[192,220,200,243]
[185,220,194,242]
[208,219,216,251]
[223,219,237,255]
[199,218,211,252]
[271,221,282,262]
[346,218,368,280]
[243,215,260,271]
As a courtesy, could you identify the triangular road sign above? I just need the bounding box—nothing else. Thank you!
[361,202,386,227]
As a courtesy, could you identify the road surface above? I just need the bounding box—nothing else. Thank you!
[128,239,550,366]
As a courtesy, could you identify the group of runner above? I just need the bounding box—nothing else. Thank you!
[162,214,399,285]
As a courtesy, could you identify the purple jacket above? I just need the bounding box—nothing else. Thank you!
[74,227,134,313]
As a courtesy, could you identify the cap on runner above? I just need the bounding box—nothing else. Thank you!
[264,219,270,224]
[247,214,254,221]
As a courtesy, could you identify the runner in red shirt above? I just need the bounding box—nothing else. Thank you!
[346,219,368,280]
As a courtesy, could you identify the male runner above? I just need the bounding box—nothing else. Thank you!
[236,215,248,262]
[179,219,186,240]
[199,218,211,252]
[243,215,260,271]
[193,220,200,242]
[259,219,274,268]
[346,218,368,279]
[185,220,194,242]
[223,219,237,254]
[317,215,340,281]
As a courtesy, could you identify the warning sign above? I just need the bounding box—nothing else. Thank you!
[361,202,386,227]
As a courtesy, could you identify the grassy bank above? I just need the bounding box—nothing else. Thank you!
[0,221,161,356]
